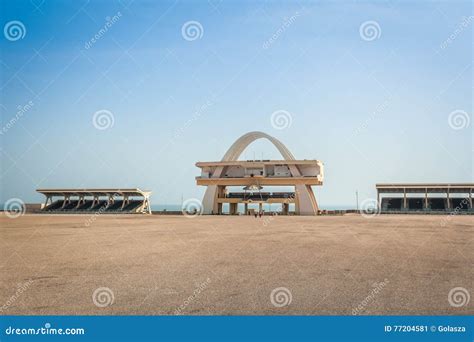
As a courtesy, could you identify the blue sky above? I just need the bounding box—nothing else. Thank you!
[0,0,472,207]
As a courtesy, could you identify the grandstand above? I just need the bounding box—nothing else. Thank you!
[36,188,152,214]
[376,183,473,213]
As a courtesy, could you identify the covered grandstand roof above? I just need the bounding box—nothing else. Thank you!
[376,183,473,193]
[36,188,151,196]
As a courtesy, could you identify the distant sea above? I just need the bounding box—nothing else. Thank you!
[0,204,355,212]
[151,204,355,212]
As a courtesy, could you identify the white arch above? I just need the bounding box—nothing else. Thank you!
[221,131,295,162]
[201,131,318,215]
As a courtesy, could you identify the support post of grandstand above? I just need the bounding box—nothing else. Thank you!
[446,189,451,209]
[92,196,98,208]
[61,195,69,209]
[424,188,428,210]
[141,196,152,215]
[121,195,128,209]
[43,195,52,209]
[108,194,114,207]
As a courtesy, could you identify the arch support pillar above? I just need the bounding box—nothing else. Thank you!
[295,184,318,215]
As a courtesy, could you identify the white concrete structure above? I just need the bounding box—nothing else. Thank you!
[196,131,324,215]
[37,188,152,214]
[376,183,473,211]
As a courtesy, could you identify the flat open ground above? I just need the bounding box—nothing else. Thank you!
[0,213,472,315]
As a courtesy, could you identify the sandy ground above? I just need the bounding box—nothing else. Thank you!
[0,213,472,315]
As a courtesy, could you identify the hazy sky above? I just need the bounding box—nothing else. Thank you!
[1,0,472,207]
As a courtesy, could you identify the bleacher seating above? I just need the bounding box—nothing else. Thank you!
[90,201,108,211]
[44,200,63,211]
[42,199,144,214]
[270,192,295,198]
[106,201,124,211]
[76,200,93,211]
[227,192,295,201]
[123,200,143,211]
[381,197,470,211]
[62,201,79,210]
